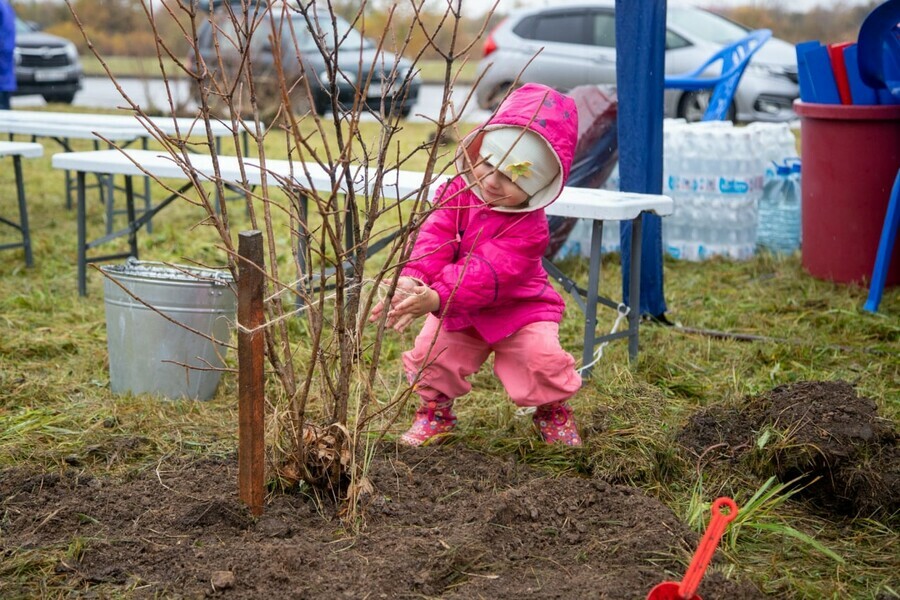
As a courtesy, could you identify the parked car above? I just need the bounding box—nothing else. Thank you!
[191,6,421,117]
[475,3,799,122]
[13,17,83,104]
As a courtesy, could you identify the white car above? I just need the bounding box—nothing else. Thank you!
[475,3,799,122]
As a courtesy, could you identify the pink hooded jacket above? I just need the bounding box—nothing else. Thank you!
[401,83,578,344]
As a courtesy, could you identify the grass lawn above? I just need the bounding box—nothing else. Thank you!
[0,109,897,598]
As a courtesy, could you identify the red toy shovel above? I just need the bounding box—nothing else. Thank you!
[647,497,739,600]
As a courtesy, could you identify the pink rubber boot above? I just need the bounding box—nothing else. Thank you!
[533,402,582,447]
[400,396,457,447]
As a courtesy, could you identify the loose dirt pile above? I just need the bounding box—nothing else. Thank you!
[1,445,761,599]
[679,380,898,519]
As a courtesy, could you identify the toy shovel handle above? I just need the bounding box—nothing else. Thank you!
[678,497,739,599]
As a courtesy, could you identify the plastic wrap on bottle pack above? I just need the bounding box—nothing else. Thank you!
[662,119,765,261]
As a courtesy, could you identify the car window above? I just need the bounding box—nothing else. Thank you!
[246,16,315,52]
[665,30,690,50]
[199,11,371,53]
[14,17,33,33]
[286,17,315,49]
[591,12,615,48]
[512,15,537,39]
[531,12,590,45]
[667,7,749,45]
[306,13,372,50]
[199,10,249,52]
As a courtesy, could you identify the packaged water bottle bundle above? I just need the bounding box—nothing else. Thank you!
[662,120,763,261]
[661,120,796,262]
[555,119,801,263]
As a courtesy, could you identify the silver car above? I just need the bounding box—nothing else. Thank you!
[13,17,83,104]
[475,3,799,122]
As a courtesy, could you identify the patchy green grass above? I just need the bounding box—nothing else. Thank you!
[1,108,898,599]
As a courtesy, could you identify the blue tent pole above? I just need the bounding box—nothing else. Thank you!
[616,0,668,319]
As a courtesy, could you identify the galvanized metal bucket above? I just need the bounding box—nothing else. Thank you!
[101,258,236,400]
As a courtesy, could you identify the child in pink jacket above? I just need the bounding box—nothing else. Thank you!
[371,83,582,447]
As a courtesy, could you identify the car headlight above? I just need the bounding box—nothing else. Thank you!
[64,42,79,62]
[746,62,787,78]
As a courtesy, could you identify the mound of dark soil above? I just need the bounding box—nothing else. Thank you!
[0,445,762,599]
[751,381,898,517]
[678,381,899,519]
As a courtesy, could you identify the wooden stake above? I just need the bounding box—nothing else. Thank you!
[238,230,265,515]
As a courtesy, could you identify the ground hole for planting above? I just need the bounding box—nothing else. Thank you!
[1,446,762,599]
[678,380,899,519]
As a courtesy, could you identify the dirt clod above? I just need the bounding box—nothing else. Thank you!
[211,571,235,590]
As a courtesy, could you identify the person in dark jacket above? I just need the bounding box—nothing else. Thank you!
[0,0,16,109]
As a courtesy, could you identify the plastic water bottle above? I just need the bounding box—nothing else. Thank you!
[758,159,802,253]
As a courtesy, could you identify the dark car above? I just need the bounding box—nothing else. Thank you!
[13,17,83,104]
[192,6,420,117]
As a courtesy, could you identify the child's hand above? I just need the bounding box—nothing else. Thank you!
[387,284,440,332]
[368,277,427,327]
[394,276,420,297]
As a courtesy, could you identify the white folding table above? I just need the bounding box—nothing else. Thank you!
[52,148,673,364]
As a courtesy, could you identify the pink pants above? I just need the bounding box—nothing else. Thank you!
[402,315,582,407]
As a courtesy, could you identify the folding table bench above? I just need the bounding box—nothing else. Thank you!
[0,141,43,267]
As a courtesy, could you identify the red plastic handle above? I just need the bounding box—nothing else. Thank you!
[678,497,738,599]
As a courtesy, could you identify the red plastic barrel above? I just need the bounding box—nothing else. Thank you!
[794,101,900,285]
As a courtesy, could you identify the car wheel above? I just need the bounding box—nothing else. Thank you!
[43,92,76,104]
[485,82,515,112]
[677,91,736,123]
[677,91,708,122]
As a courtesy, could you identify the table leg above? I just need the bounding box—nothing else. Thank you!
[142,137,153,234]
[629,214,644,360]
[77,171,87,297]
[95,139,118,236]
[13,156,33,268]
[64,136,76,210]
[65,168,73,210]
[582,219,605,377]
[125,176,139,259]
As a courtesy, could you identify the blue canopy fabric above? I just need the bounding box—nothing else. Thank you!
[615,0,667,318]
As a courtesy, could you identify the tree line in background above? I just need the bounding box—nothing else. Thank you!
[717,1,881,45]
[9,0,879,61]
[9,0,495,60]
